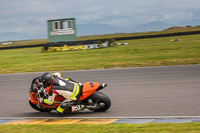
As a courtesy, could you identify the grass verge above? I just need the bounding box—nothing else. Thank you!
[0,34,199,73]
[1,123,200,133]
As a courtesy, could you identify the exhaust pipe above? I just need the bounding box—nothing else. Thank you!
[97,83,107,91]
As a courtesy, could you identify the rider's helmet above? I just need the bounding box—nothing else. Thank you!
[40,72,54,87]
[52,72,61,78]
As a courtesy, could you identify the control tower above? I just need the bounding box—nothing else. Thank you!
[47,18,77,42]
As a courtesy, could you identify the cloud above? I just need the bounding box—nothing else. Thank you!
[163,12,194,24]
[0,0,200,37]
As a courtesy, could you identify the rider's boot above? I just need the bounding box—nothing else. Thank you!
[56,100,73,116]
[56,100,84,116]
[71,105,85,112]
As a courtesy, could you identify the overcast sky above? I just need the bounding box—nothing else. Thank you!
[1,0,200,36]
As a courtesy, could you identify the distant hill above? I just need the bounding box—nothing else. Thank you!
[77,23,128,36]
[133,21,173,32]
[0,32,31,42]
[163,26,188,31]
[1,19,200,42]
[0,32,47,42]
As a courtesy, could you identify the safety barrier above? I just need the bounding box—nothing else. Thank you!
[42,40,109,52]
[0,44,44,50]
[114,30,200,41]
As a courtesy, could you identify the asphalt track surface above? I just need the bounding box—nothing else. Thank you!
[0,65,200,118]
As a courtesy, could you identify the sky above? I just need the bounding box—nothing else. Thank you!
[0,0,200,37]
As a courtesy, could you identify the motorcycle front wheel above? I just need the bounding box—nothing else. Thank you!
[86,91,111,112]
[29,101,53,112]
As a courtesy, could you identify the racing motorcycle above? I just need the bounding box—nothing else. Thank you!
[29,77,111,115]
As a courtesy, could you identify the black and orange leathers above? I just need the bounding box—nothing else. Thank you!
[44,76,82,105]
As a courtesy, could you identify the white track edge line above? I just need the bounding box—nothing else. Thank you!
[0,116,200,120]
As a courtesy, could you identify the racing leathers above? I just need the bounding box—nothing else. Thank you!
[42,73,84,114]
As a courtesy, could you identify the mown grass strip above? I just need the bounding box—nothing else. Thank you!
[0,123,200,133]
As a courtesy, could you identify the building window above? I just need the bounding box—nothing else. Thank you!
[54,21,59,30]
[61,21,72,29]
[53,20,73,31]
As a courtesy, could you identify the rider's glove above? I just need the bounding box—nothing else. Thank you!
[43,99,54,105]
[38,97,43,103]
[78,82,83,86]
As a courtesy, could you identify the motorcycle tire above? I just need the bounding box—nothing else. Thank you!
[87,91,111,112]
[29,101,52,112]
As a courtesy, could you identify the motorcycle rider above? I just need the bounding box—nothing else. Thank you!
[39,72,84,115]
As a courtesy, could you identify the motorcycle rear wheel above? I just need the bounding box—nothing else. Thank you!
[86,91,111,112]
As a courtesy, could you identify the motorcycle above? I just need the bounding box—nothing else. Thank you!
[29,77,111,115]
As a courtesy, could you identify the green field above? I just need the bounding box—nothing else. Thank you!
[0,32,200,131]
[0,34,200,73]
[1,25,200,47]
[1,123,200,133]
